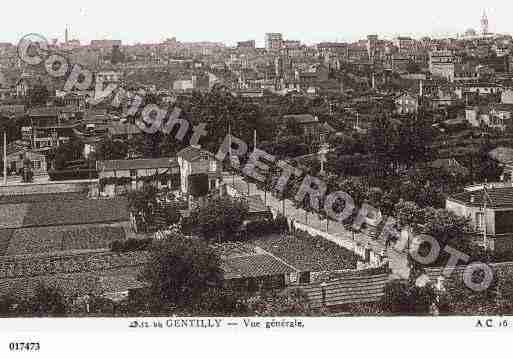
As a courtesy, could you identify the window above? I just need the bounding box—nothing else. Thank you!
[476,212,485,231]
[32,160,41,170]
[209,160,217,172]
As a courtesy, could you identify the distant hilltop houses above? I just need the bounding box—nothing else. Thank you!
[5,11,513,318]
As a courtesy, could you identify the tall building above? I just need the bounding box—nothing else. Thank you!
[429,50,455,82]
[265,33,283,51]
[481,10,489,35]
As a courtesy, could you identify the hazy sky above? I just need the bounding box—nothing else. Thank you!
[2,0,511,46]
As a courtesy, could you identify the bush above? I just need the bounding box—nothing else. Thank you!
[111,238,152,253]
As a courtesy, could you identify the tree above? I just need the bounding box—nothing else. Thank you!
[127,184,158,231]
[194,288,249,315]
[381,280,436,314]
[0,292,17,316]
[50,139,85,170]
[26,83,50,107]
[422,207,470,248]
[249,288,316,316]
[21,283,68,317]
[394,200,424,229]
[142,231,223,310]
[190,196,249,241]
[95,138,128,161]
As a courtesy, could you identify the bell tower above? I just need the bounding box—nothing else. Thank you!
[481,10,489,35]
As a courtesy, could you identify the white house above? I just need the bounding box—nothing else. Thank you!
[177,146,222,197]
[97,158,180,197]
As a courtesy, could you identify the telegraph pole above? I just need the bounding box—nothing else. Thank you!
[3,129,6,185]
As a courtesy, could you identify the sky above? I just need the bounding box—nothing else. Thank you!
[2,0,512,46]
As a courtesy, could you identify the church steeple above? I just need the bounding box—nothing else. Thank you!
[481,10,489,35]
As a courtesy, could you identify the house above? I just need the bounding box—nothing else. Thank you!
[27,107,79,150]
[446,185,513,252]
[489,103,513,131]
[430,87,459,110]
[455,82,502,99]
[281,114,321,142]
[465,106,490,127]
[466,104,513,130]
[429,50,455,81]
[215,242,296,292]
[177,146,222,197]
[298,268,390,309]
[394,93,419,115]
[502,89,513,104]
[1,147,47,176]
[97,158,180,197]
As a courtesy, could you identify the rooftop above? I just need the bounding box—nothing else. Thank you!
[299,269,390,308]
[282,114,318,124]
[0,198,129,230]
[252,233,358,272]
[448,185,513,208]
[98,158,178,171]
[177,146,215,162]
[221,253,295,280]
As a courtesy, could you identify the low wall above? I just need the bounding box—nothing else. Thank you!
[227,183,380,265]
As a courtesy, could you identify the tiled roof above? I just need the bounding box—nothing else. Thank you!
[107,123,142,136]
[252,234,358,272]
[98,158,178,171]
[222,254,295,280]
[0,199,129,230]
[5,225,126,256]
[0,251,149,280]
[0,267,146,299]
[448,186,513,208]
[282,114,318,124]
[299,270,390,308]
[177,146,215,162]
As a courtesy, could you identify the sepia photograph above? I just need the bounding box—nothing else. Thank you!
[1,0,513,356]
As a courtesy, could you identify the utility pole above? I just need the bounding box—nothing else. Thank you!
[3,129,6,185]
[482,183,492,250]
[229,123,235,186]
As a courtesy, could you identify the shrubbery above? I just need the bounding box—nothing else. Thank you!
[110,238,153,253]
